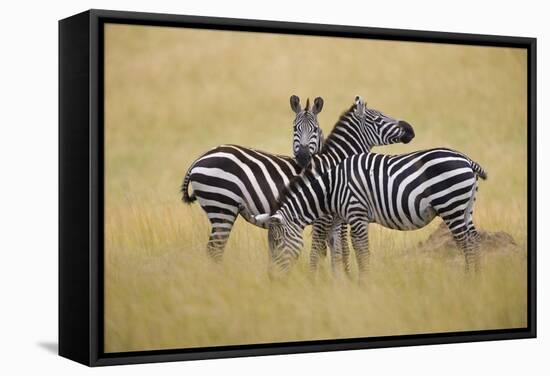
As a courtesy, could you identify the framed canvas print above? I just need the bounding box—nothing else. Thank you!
[59,9,537,366]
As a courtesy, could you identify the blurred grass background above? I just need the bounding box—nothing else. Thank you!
[104,24,527,352]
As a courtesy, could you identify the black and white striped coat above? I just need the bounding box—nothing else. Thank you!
[257,149,487,279]
[297,97,414,272]
[182,96,414,263]
[181,96,325,261]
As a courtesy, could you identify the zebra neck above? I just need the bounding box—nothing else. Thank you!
[316,123,371,172]
[279,171,332,227]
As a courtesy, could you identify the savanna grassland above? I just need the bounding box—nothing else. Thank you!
[104,24,528,352]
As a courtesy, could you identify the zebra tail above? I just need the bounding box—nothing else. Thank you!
[181,167,197,204]
[470,160,488,180]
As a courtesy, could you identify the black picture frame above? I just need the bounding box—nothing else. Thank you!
[59,9,537,367]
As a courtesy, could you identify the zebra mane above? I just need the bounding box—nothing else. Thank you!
[318,103,356,154]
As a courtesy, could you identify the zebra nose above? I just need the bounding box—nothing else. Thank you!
[398,121,415,144]
[296,145,311,168]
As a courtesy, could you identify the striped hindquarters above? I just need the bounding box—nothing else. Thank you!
[184,144,302,217]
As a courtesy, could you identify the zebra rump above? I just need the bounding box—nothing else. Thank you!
[182,144,302,215]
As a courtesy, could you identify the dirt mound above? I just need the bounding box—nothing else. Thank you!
[415,222,520,253]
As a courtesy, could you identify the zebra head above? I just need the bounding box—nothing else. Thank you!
[353,96,415,147]
[257,212,304,277]
[290,95,324,168]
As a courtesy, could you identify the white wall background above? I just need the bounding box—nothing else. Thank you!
[0,0,547,374]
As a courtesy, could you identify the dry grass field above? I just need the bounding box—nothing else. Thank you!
[103,24,528,352]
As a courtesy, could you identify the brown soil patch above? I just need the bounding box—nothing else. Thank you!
[415,222,521,253]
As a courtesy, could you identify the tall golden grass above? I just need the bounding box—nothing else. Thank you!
[104,24,528,352]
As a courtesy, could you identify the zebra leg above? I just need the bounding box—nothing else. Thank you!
[442,219,479,274]
[350,219,370,283]
[327,220,350,277]
[466,224,482,273]
[327,220,345,278]
[206,212,238,263]
[436,182,481,274]
[310,217,330,272]
[464,183,481,273]
[465,191,482,257]
[467,220,481,242]
[340,224,351,275]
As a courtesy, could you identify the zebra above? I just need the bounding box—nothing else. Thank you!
[295,96,414,274]
[254,145,488,280]
[181,95,325,261]
[182,96,414,265]
[182,95,414,263]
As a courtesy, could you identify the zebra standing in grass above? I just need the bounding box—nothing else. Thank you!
[181,96,325,261]
[294,96,414,273]
[254,106,487,279]
[182,95,414,263]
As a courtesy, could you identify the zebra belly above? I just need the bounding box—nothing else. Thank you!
[371,201,437,231]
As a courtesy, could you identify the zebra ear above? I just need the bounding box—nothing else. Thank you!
[312,97,324,115]
[290,95,301,114]
[354,95,365,117]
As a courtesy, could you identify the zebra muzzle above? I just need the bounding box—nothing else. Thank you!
[398,120,415,144]
[296,145,312,168]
